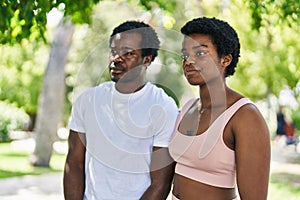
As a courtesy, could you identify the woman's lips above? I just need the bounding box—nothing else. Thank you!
[184,67,201,75]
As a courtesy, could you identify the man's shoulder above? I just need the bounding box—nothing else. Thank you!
[147,83,178,106]
[86,81,114,94]
[96,81,114,91]
[74,81,113,102]
[147,83,170,96]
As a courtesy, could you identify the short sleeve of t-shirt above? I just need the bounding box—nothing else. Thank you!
[68,89,93,133]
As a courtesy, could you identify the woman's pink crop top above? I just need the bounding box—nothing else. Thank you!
[169,98,252,188]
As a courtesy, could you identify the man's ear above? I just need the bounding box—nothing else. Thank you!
[143,56,152,66]
[221,54,232,68]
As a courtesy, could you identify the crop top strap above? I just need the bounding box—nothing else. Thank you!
[198,97,252,158]
[222,98,252,125]
[175,98,198,127]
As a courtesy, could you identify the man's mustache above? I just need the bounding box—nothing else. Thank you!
[109,62,126,72]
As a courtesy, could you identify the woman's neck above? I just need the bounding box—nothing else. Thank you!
[199,82,228,110]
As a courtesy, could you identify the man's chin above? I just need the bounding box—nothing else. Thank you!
[111,76,118,82]
[111,76,133,83]
[111,70,142,83]
[110,73,122,82]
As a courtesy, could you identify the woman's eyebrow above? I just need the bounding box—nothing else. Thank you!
[192,44,208,49]
[181,44,208,53]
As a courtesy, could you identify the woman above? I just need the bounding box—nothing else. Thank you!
[169,17,270,200]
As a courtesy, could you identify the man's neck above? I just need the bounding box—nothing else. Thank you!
[115,79,146,94]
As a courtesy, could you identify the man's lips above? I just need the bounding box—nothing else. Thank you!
[110,63,125,74]
[111,68,123,74]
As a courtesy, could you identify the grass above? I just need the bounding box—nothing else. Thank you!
[268,173,300,200]
[0,142,66,179]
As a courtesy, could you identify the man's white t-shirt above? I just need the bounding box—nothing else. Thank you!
[68,82,178,200]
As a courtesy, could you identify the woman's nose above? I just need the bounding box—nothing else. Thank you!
[184,56,195,65]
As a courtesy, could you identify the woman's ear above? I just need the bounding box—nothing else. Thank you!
[222,54,232,68]
[143,56,152,66]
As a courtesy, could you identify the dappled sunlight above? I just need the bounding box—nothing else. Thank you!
[9,128,68,155]
[11,138,35,153]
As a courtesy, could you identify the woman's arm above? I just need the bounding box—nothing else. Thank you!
[234,104,271,200]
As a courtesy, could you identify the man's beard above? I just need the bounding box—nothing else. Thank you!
[110,62,145,83]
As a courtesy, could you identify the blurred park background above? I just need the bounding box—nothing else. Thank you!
[1,0,300,199]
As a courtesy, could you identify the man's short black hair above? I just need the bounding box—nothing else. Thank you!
[110,21,160,62]
[181,17,240,77]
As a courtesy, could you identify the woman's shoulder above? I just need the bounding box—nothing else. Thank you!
[230,96,267,131]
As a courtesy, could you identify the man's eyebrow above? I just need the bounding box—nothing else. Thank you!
[123,46,136,50]
[109,46,136,50]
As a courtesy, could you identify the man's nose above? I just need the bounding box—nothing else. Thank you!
[111,53,124,62]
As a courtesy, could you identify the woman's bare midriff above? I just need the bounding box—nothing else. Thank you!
[172,174,236,200]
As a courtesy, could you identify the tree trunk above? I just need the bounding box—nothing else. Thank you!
[24,112,36,131]
[30,18,75,167]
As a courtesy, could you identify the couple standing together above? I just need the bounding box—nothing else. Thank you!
[63,17,270,200]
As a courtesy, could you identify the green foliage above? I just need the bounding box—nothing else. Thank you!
[1,0,50,43]
[138,0,177,12]
[227,0,300,100]
[56,0,100,24]
[291,108,300,134]
[155,83,180,107]
[0,41,46,114]
[248,0,300,30]
[0,0,182,44]
[0,0,101,44]
[0,101,29,142]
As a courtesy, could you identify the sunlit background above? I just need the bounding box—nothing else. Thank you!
[0,0,300,199]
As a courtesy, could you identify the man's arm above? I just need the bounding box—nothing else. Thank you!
[63,130,86,200]
[140,146,176,200]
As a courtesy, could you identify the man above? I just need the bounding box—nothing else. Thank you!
[63,21,178,200]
